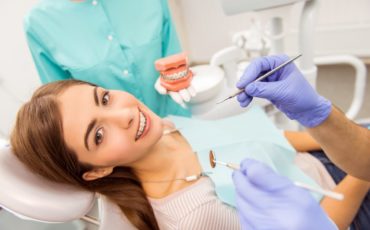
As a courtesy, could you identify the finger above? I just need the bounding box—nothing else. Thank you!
[179,89,191,102]
[245,80,285,101]
[187,85,197,97]
[169,91,186,108]
[239,158,261,172]
[237,92,248,102]
[236,55,289,89]
[239,97,252,107]
[232,170,261,206]
[236,194,259,230]
[241,159,292,191]
[155,79,167,95]
[236,57,272,89]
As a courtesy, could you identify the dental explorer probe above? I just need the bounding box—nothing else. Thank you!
[209,151,344,201]
[216,54,302,104]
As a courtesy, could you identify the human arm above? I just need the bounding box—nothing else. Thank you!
[24,23,70,83]
[286,123,370,229]
[284,131,321,152]
[237,55,370,180]
[285,123,370,229]
[286,130,370,229]
[307,106,370,180]
[320,175,370,230]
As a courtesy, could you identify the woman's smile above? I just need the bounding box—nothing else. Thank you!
[136,107,151,141]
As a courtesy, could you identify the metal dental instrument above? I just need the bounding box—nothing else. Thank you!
[216,54,302,104]
[209,151,344,201]
[213,160,240,171]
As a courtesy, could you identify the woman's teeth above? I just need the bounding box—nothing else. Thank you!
[161,69,188,81]
[136,111,147,140]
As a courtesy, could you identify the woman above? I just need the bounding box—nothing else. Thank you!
[24,0,193,117]
[11,80,369,230]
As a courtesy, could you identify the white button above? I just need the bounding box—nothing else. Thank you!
[92,0,98,5]
[107,35,113,41]
[123,69,129,76]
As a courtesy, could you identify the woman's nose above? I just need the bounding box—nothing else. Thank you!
[105,108,135,129]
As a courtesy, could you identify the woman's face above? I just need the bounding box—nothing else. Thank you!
[58,84,164,169]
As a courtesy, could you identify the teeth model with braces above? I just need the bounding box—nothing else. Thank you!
[155,52,194,92]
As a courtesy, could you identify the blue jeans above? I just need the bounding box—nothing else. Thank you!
[310,150,370,230]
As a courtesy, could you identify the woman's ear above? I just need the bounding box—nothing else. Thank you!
[82,167,114,181]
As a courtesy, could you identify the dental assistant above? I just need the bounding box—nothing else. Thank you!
[233,54,370,229]
[24,0,192,117]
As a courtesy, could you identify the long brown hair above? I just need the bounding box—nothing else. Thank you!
[10,80,159,230]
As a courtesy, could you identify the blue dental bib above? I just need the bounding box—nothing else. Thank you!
[169,107,323,207]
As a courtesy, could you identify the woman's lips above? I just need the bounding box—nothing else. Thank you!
[140,110,151,139]
[135,108,151,141]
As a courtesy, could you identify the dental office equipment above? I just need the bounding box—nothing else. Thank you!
[209,150,344,201]
[209,150,239,170]
[216,54,302,104]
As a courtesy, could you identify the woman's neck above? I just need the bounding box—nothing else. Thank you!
[132,130,202,198]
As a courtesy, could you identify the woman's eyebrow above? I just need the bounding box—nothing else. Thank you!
[84,119,97,151]
[93,86,99,106]
[84,86,100,150]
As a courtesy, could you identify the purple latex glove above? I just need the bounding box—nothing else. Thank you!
[236,55,332,127]
[232,159,337,230]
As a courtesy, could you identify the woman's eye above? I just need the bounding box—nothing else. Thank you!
[95,128,104,145]
[102,91,110,105]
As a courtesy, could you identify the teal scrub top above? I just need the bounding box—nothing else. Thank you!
[24,0,190,118]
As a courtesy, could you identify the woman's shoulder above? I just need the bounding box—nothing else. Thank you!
[149,177,235,213]
[149,177,215,204]
[150,177,240,229]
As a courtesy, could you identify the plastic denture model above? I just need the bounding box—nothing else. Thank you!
[155,52,194,92]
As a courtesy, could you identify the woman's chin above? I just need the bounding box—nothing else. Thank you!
[147,114,165,141]
[161,118,175,130]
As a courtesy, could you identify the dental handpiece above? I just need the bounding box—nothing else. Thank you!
[209,151,344,201]
[216,54,302,104]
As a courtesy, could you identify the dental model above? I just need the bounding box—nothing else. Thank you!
[155,52,193,92]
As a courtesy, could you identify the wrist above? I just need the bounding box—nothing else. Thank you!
[287,97,332,128]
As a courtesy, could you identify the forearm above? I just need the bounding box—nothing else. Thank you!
[284,131,321,152]
[320,175,370,230]
[307,106,370,180]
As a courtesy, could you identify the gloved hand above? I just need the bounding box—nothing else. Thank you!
[232,159,337,230]
[236,55,332,127]
[155,77,197,108]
